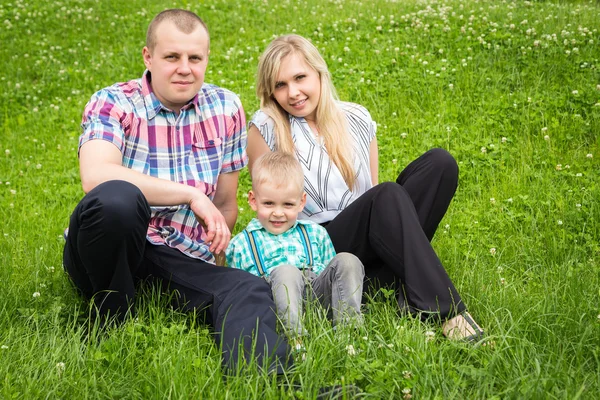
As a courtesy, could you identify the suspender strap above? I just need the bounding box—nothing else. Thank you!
[243,230,267,277]
[296,224,314,267]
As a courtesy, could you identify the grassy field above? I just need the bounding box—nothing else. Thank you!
[1,0,599,398]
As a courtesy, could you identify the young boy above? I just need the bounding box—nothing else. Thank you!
[226,152,364,338]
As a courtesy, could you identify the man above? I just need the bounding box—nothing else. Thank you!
[63,9,289,373]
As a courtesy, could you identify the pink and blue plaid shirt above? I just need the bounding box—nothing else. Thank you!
[80,70,247,263]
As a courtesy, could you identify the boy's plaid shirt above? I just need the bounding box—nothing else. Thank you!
[225,218,336,277]
[79,71,247,263]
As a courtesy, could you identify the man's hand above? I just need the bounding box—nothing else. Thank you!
[190,194,231,255]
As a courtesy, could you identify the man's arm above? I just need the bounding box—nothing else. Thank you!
[79,140,229,253]
[211,171,240,255]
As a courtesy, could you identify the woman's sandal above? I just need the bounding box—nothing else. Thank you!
[442,311,485,343]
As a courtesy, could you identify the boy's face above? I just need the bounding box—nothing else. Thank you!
[248,181,306,235]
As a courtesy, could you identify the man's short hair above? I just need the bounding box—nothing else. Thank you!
[146,9,209,52]
[252,152,305,194]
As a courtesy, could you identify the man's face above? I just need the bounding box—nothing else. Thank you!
[142,21,209,113]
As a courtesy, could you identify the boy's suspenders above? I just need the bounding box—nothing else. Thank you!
[243,224,314,277]
[296,224,314,266]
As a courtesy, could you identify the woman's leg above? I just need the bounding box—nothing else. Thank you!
[325,182,466,321]
[396,148,459,241]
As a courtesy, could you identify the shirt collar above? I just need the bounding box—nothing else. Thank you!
[141,70,201,120]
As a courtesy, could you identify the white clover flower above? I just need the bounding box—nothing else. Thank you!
[10,190,16,195]
[556,164,562,171]
[425,330,435,341]
[572,90,579,95]
[597,314,600,321]
[56,362,65,374]
[346,344,357,356]
[557,220,563,225]
[507,198,513,203]
[400,132,407,139]
[502,137,507,143]
[36,164,42,169]
[544,135,550,141]
[1,345,8,350]
[576,204,581,208]
[32,292,41,298]
[576,173,582,177]
[402,388,412,399]
[541,127,548,132]
[449,83,454,90]
[392,159,398,164]
[402,370,413,379]
[586,153,593,158]
[500,277,506,285]
[490,197,496,204]
[481,147,487,153]
[490,248,497,255]
[4,149,9,155]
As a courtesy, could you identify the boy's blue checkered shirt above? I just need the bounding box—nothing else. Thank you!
[226,218,336,277]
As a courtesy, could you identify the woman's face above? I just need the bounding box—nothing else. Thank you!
[272,53,321,122]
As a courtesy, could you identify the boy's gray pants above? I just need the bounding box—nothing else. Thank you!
[267,252,365,336]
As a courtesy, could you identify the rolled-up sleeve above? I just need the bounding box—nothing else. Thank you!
[220,94,247,174]
[79,89,126,154]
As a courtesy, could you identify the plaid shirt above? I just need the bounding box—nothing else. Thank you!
[80,70,247,263]
[226,218,336,277]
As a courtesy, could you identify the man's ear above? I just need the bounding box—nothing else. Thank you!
[142,46,152,69]
[248,190,258,211]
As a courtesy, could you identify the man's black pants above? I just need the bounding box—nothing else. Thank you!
[63,180,290,372]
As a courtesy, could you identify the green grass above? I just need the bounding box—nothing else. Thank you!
[1,0,599,398]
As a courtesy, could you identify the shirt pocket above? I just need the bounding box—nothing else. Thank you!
[187,137,223,187]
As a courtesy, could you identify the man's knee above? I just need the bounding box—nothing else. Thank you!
[80,180,150,231]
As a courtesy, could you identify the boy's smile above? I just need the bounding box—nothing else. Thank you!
[248,181,307,235]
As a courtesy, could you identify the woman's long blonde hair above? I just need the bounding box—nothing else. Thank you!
[256,34,356,190]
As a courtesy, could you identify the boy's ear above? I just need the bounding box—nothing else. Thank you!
[299,192,307,210]
[248,190,258,211]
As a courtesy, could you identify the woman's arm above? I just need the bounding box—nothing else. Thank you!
[369,135,379,185]
[247,125,272,174]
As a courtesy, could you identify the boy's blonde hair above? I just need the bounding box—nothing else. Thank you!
[251,151,304,194]
[256,34,356,190]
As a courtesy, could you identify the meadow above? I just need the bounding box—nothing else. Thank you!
[0,0,599,398]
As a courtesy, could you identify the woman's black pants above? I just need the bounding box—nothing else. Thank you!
[325,148,466,320]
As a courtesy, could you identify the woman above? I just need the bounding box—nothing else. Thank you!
[247,34,484,341]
